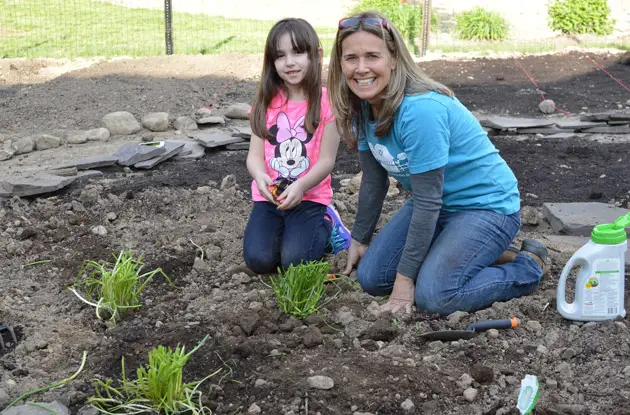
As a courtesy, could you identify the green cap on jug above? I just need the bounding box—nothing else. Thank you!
[591,212,630,244]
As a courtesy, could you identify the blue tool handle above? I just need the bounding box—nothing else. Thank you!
[465,318,519,332]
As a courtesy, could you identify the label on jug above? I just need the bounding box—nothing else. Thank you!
[583,258,621,317]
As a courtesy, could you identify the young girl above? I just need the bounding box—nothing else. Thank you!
[243,18,350,274]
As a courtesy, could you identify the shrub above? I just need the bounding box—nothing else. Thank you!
[454,7,509,41]
[350,0,440,48]
[548,0,615,35]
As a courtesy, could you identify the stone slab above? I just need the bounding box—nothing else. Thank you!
[226,142,250,151]
[542,202,630,236]
[56,155,118,170]
[114,143,166,166]
[544,235,630,265]
[517,126,567,134]
[608,121,630,126]
[2,401,69,415]
[609,113,630,121]
[554,120,607,130]
[581,124,630,134]
[172,140,206,160]
[134,141,185,169]
[481,117,555,130]
[544,132,577,139]
[193,131,246,148]
[232,126,252,139]
[579,113,613,122]
[0,174,76,197]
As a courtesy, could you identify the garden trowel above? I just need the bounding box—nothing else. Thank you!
[418,317,519,341]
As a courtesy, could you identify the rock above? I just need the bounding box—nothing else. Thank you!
[114,143,166,166]
[335,306,355,326]
[2,401,69,415]
[197,115,226,125]
[0,388,10,409]
[77,406,99,415]
[457,373,474,389]
[174,116,198,132]
[106,212,117,221]
[141,112,170,132]
[307,375,334,390]
[225,103,251,119]
[582,124,630,134]
[481,117,554,130]
[302,326,324,348]
[562,347,578,360]
[366,301,381,317]
[0,140,16,161]
[254,378,268,387]
[463,387,478,402]
[447,310,469,326]
[0,173,76,197]
[220,174,237,190]
[359,318,398,342]
[526,320,543,333]
[539,99,556,114]
[543,202,630,237]
[13,136,34,154]
[521,206,541,226]
[134,141,185,169]
[471,364,494,383]
[34,134,61,151]
[239,312,260,336]
[226,142,250,151]
[86,128,111,141]
[400,398,415,412]
[102,111,143,135]
[171,140,205,160]
[537,345,549,354]
[247,403,262,415]
[232,272,251,284]
[422,400,439,413]
[194,131,244,148]
[556,120,606,129]
[66,131,89,144]
[91,225,107,236]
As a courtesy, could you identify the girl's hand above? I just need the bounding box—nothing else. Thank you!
[380,273,415,315]
[277,181,305,211]
[343,239,368,275]
[254,174,278,205]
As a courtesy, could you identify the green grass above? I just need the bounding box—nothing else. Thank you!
[0,0,337,58]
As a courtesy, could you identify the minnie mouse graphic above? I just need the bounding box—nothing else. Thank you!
[268,112,313,179]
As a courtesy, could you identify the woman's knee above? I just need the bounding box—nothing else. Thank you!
[357,261,386,296]
[243,249,278,275]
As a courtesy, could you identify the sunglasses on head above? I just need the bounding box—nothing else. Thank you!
[338,16,392,32]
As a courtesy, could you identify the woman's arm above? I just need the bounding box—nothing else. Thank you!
[351,149,390,244]
[277,122,340,210]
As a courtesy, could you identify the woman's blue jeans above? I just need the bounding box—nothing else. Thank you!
[243,201,331,274]
[357,201,542,315]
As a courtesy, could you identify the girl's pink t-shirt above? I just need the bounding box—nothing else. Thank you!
[251,87,335,206]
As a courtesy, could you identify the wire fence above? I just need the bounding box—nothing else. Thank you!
[1,0,629,59]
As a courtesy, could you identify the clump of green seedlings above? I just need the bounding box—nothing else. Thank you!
[268,260,338,319]
[69,249,173,324]
[90,335,218,415]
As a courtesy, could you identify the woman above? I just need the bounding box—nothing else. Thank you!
[326,11,548,315]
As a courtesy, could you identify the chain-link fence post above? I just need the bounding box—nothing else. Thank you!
[164,0,173,55]
[420,0,431,57]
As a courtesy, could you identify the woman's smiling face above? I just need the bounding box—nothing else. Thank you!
[340,30,395,110]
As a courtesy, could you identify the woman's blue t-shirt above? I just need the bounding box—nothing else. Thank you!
[357,91,520,215]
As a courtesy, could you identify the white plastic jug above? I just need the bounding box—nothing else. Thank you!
[557,213,630,321]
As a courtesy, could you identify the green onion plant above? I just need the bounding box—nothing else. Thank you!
[69,250,173,324]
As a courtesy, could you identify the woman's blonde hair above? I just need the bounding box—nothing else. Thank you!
[327,10,453,150]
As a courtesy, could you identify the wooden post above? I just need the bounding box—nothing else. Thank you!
[421,0,431,57]
[164,0,173,55]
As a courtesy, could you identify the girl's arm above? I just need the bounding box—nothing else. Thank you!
[277,122,340,209]
[247,134,276,203]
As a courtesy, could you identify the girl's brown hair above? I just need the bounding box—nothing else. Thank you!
[250,18,323,139]
[327,11,453,150]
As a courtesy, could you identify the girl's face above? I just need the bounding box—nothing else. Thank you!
[274,32,310,93]
[340,30,395,110]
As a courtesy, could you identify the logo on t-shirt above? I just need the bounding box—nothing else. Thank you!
[268,112,313,181]
[368,142,409,175]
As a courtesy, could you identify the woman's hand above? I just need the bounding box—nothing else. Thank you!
[277,181,305,211]
[343,239,368,275]
[380,273,415,315]
[254,174,278,205]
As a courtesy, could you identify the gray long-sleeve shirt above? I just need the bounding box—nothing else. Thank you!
[351,149,444,280]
